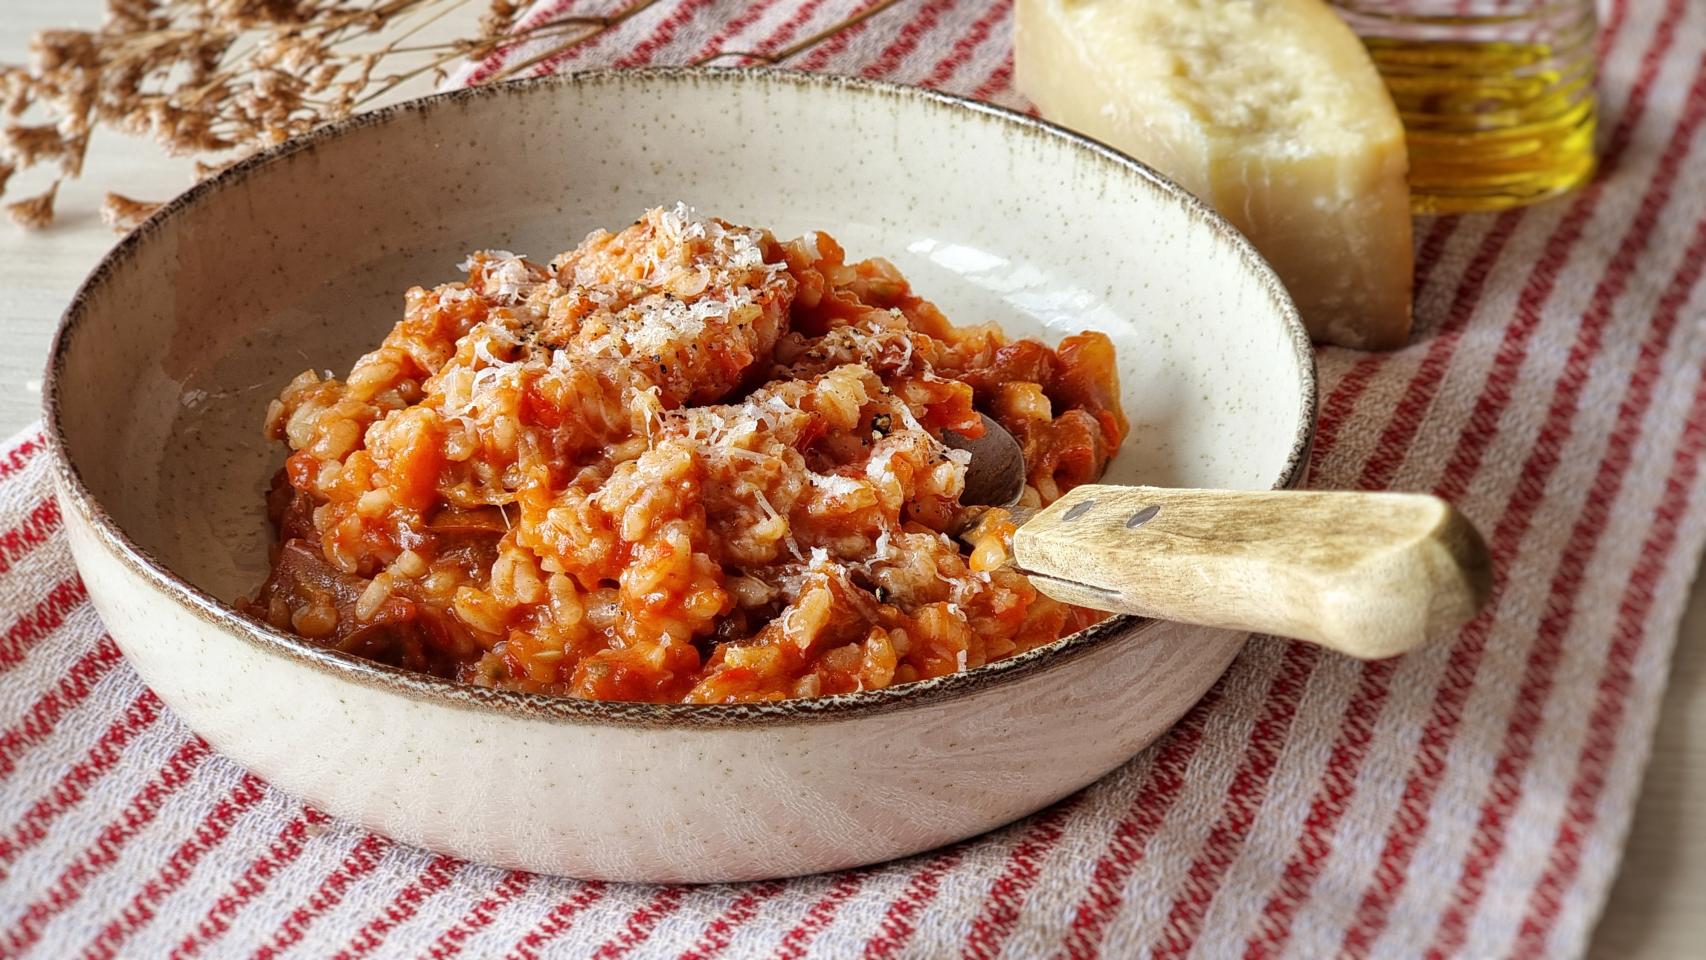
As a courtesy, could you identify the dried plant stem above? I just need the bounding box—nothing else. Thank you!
[381,16,606,55]
[486,0,670,82]
[2,0,911,231]
[355,45,480,105]
[693,0,909,66]
[377,0,469,52]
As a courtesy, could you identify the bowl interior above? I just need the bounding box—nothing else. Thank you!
[51,69,1311,614]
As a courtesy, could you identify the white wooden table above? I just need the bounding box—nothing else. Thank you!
[0,5,1700,956]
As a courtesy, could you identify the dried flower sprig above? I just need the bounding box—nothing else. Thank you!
[0,0,546,230]
[6,181,59,229]
[100,191,163,230]
[3,0,907,232]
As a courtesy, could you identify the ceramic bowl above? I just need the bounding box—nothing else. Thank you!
[45,68,1314,883]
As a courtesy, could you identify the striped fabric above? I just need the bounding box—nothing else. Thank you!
[2,0,1704,955]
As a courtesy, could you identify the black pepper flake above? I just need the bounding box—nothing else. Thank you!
[871,413,892,437]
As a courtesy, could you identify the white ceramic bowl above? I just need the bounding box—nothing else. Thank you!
[45,68,1314,883]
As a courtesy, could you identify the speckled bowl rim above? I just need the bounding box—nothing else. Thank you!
[43,67,1317,729]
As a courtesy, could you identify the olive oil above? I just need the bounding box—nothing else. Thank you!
[1333,4,1599,213]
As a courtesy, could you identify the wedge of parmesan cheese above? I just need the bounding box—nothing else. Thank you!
[1016,0,1414,349]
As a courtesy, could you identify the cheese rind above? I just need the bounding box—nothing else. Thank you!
[1016,0,1413,349]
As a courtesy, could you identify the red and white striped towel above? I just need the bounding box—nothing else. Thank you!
[2,0,1704,955]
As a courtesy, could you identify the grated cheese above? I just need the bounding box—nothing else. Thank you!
[727,231,766,270]
[471,322,517,368]
[892,401,929,436]
[871,529,896,561]
[747,489,777,522]
[456,250,512,273]
[484,256,535,303]
[439,341,526,427]
[658,201,702,242]
[752,487,803,561]
[722,446,770,464]
[865,447,902,484]
[809,472,866,498]
[625,295,707,358]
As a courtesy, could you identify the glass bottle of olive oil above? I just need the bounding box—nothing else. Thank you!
[1332,1,1599,213]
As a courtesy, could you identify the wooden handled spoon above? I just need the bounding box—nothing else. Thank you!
[948,416,1493,660]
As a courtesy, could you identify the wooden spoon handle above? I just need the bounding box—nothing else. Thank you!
[1012,485,1492,659]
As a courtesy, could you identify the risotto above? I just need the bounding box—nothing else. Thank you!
[244,205,1128,703]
